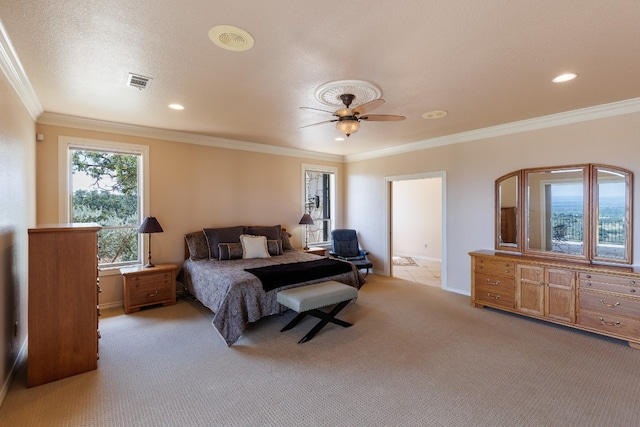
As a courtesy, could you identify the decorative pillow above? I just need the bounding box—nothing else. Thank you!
[184,231,210,260]
[218,242,244,260]
[267,239,283,256]
[246,225,282,241]
[203,226,247,260]
[280,230,295,251]
[240,234,270,259]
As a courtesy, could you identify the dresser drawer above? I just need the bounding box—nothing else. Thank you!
[578,272,640,295]
[474,258,515,278]
[475,283,515,309]
[475,272,515,293]
[579,289,640,319]
[579,309,640,339]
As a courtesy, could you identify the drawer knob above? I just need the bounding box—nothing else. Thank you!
[631,289,636,293]
[486,279,500,286]
[586,283,592,287]
[586,275,591,279]
[147,290,159,297]
[599,299,620,308]
[486,293,500,300]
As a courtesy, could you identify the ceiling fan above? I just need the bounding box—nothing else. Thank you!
[300,94,405,137]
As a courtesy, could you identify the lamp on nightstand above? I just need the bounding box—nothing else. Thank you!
[138,216,164,268]
[298,213,314,251]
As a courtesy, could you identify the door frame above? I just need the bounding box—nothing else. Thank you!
[384,171,447,289]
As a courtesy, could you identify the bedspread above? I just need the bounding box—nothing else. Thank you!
[182,251,366,345]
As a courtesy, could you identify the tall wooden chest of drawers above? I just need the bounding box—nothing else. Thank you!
[28,223,101,387]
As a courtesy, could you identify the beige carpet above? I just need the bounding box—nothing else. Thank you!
[1,275,640,426]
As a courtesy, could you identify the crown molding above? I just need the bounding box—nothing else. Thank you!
[345,97,640,163]
[0,21,42,120]
[37,112,345,163]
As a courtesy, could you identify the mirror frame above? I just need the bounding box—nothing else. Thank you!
[495,164,633,265]
[590,164,633,264]
[495,171,522,252]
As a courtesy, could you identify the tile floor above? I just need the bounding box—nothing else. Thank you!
[392,257,441,287]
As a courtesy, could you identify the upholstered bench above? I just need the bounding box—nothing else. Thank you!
[277,280,358,343]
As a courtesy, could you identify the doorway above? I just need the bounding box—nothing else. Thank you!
[386,172,446,288]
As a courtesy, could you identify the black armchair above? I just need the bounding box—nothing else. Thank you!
[329,229,373,275]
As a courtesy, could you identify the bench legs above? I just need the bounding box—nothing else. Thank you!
[280,300,353,343]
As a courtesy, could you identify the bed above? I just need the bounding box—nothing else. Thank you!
[181,225,366,346]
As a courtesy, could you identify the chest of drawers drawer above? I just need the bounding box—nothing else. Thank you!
[579,289,640,319]
[578,308,640,339]
[474,258,515,278]
[578,272,640,295]
[475,285,516,310]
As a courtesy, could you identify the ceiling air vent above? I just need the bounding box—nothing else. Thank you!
[127,73,152,90]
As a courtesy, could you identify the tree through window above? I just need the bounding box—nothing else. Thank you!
[71,149,141,267]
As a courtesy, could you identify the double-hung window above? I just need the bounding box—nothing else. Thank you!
[302,164,336,246]
[59,137,149,270]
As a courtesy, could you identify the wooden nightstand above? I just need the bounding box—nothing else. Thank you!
[304,247,327,256]
[120,264,178,314]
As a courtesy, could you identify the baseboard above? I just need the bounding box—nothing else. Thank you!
[0,337,27,407]
[99,300,124,310]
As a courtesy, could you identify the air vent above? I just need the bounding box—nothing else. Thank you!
[127,73,152,90]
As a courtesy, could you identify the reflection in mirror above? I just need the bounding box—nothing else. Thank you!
[525,167,588,258]
[497,173,518,249]
[593,166,631,263]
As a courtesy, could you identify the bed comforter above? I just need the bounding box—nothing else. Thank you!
[182,251,366,345]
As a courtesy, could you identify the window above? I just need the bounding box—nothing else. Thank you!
[59,137,149,269]
[302,165,336,246]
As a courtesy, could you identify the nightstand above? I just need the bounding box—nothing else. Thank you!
[304,247,327,256]
[120,264,178,314]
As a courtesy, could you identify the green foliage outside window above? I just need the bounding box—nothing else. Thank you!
[71,150,140,265]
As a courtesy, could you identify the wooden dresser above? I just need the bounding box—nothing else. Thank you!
[471,250,640,349]
[28,223,101,387]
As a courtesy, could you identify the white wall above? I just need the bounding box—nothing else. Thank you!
[346,112,640,295]
[392,177,442,260]
[0,70,36,403]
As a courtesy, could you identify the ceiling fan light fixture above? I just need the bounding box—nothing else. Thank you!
[336,119,360,137]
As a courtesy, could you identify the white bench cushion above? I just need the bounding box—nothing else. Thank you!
[277,281,357,312]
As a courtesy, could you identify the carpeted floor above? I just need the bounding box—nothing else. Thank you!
[1,275,640,426]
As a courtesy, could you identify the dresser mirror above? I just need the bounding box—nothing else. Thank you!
[591,165,632,263]
[524,166,588,258]
[495,164,633,264]
[495,171,520,252]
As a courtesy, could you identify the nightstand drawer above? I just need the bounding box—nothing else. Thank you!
[128,272,173,306]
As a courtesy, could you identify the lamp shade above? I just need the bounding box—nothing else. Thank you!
[138,216,163,234]
[298,213,314,225]
[336,119,360,137]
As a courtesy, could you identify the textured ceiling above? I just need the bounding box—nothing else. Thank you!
[1,1,640,156]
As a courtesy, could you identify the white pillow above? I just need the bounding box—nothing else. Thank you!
[240,234,271,259]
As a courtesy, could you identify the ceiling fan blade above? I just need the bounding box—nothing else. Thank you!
[300,106,336,115]
[299,119,338,129]
[360,114,406,122]
[352,99,385,116]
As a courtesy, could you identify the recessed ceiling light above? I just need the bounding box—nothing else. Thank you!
[168,104,184,110]
[552,73,578,83]
[422,110,448,119]
[209,25,255,51]
[335,137,345,142]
